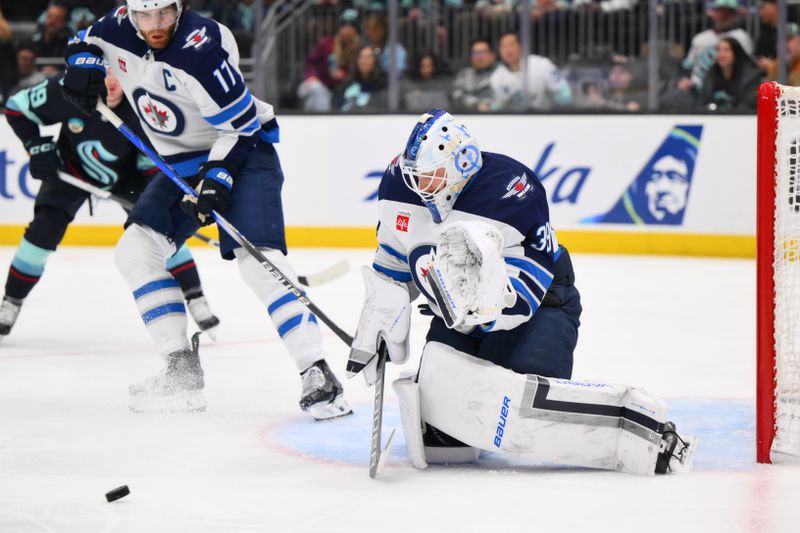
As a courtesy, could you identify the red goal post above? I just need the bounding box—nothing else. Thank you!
[757,81,800,464]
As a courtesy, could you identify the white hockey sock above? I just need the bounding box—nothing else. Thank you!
[235,247,325,371]
[115,224,189,357]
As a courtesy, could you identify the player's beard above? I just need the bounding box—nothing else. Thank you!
[142,24,176,49]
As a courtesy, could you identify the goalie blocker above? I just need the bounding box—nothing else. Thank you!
[394,342,697,475]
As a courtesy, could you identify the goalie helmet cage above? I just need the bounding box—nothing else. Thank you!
[757,81,800,464]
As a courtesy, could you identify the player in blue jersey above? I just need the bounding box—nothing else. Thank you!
[59,0,351,418]
[0,72,219,342]
[347,110,696,475]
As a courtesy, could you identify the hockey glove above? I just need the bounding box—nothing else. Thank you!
[180,161,234,226]
[25,136,60,182]
[62,42,107,115]
[348,266,411,386]
[428,221,515,329]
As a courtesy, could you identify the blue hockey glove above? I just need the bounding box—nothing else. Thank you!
[180,161,234,226]
[25,136,60,182]
[62,42,107,115]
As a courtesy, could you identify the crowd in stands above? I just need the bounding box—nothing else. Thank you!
[1,0,799,114]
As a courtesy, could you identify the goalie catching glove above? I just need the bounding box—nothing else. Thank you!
[180,161,234,226]
[347,266,411,386]
[427,221,515,330]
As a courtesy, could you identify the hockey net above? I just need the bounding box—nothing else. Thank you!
[757,82,800,464]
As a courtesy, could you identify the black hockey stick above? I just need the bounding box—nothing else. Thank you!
[56,170,221,247]
[95,102,354,346]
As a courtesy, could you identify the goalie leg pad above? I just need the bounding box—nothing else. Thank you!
[235,247,324,372]
[417,342,682,475]
[392,372,428,470]
[115,224,188,356]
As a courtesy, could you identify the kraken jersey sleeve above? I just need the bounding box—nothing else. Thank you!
[4,78,72,145]
[81,8,276,176]
[373,152,560,333]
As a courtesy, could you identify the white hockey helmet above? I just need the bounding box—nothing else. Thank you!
[399,109,482,223]
[126,0,183,34]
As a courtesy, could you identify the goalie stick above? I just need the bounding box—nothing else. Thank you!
[56,171,349,287]
[370,344,396,478]
[94,101,354,346]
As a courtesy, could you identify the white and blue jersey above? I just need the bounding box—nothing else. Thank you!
[81,7,277,176]
[374,151,562,333]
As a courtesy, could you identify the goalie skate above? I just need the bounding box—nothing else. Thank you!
[129,332,207,413]
[655,421,698,474]
[186,296,220,340]
[0,297,22,340]
[299,360,352,421]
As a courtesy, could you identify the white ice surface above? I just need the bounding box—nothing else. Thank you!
[0,247,796,533]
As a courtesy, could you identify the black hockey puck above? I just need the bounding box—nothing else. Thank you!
[105,485,130,502]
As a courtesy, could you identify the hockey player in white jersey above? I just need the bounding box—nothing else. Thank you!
[59,1,351,419]
[347,109,696,474]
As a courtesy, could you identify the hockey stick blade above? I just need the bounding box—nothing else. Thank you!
[375,428,397,475]
[369,345,388,479]
[298,259,350,287]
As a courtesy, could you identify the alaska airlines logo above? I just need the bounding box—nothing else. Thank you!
[132,89,185,137]
[183,27,209,50]
[502,173,531,200]
[583,125,703,225]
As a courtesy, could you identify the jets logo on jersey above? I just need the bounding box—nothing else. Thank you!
[183,27,209,50]
[396,212,410,232]
[502,173,531,200]
[132,89,186,137]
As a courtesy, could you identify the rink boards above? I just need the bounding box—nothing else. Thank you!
[0,114,755,257]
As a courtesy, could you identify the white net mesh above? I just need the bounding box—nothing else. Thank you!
[772,84,800,462]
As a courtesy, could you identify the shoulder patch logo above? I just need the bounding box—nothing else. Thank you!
[114,6,128,25]
[502,173,531,200]
[118,57,127,73]
[396,212,410,232]
[183,27,209,50]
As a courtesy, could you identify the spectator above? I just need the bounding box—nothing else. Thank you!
[755,0,778,68]
[10,45,46,95]
[28,2,70,59]
[298,9,363,111]
[697,37,762,111]
[364,11,407,76]
[69,7,96,33]
[60,1,115,18]
[213,0,257,33]
[572,58,645,112]
[661,0,753,110]
[764,25,800,87]
[0,7,16,107]
[451,37,497,112]
[333,44,388,112]
[490,31,572,111]
[401,50,450,112]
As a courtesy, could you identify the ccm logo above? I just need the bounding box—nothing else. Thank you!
[396,214,409,232]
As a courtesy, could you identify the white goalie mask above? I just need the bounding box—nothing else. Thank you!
[126,0,182,35]
[399,109,483,223]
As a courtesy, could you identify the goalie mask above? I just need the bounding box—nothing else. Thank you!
[126,0,182,37]
[400,109,482,223]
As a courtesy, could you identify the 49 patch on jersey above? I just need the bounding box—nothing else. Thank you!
[132,88,185,136]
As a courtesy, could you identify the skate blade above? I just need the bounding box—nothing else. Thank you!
[306,396,353,421]
[129,389,208,413]
[669,435,699,474]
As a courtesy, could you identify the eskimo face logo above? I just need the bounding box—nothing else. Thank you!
[645,156,689,221]
[132,88,185,137]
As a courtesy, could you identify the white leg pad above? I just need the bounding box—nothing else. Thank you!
[115,224,188,356]
[235,248,325,371]
[417,342,668,475]
[392,372,428,470]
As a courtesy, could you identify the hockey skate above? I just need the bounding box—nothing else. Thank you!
[0,297,22,340]
[299,360,352,421]
[129,332,207,413]
[186,295,220,340]
[655,421,698,474]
